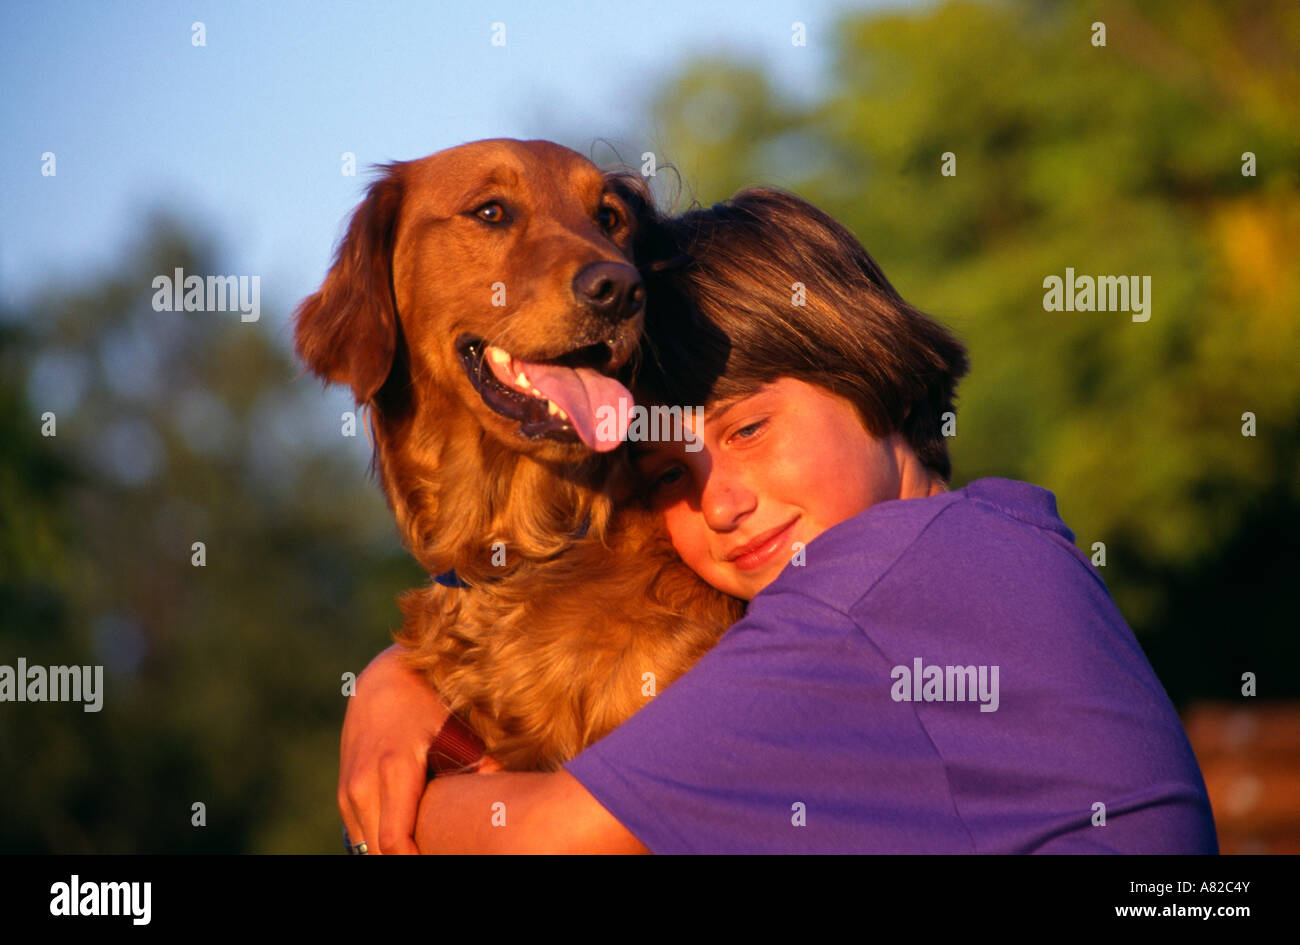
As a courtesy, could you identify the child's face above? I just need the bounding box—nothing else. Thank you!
[633,377,932,600]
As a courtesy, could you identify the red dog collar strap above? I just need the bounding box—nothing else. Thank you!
[427,713,487,774]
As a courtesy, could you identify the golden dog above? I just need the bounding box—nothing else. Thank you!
[295,139,742,770]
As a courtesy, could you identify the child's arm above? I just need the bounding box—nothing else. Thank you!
[340,644,647,853]
[414,768,649,854]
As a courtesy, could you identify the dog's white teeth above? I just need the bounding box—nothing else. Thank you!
[515,372,532,389]
[487,346,511,365]
[556,406,569,420]
[547,401,559,416]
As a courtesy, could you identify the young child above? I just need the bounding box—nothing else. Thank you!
[340,187,1218,854]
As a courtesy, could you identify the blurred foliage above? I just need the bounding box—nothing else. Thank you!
[0,221,424,852]
[651,0,1299,687]
[2,0,1297,852]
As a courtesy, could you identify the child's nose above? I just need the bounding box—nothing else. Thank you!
[699,468,757,531]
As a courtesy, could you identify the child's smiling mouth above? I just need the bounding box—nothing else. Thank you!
[724,515,801,572]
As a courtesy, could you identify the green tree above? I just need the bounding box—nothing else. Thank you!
[0,220,422,852]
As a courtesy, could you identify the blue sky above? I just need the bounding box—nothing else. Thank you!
[1,0,903,331]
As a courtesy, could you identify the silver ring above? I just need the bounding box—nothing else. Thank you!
[343,826,369,855]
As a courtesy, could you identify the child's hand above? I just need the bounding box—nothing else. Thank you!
[339,644,451,854]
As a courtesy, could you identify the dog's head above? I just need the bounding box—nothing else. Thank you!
[294,139,660,576]
[294,138,647,462]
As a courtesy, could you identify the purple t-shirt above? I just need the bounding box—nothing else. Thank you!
[564,478,1217,854]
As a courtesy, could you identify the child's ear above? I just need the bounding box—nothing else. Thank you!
[293,165,405,404]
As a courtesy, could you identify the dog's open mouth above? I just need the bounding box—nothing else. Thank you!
[456,334,634,452]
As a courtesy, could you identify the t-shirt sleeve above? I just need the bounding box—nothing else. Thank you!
[562,586,974,854]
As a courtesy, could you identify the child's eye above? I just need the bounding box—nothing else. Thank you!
[732,420,766,441]
[641,464,687,503]
[653,465,685,490]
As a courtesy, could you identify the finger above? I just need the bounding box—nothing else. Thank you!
[338,784,369,856]
[345,772,384,856]
[376,752,423,854]
[339,714,376,855]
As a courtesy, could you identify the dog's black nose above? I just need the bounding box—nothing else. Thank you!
[572,262,644,322]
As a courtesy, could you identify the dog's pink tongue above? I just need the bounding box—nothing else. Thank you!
[522,362,633,451]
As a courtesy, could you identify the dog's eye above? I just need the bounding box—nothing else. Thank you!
[475,202,506,223]
[597,205,621,231]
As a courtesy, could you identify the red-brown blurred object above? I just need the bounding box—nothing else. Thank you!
[426,714,487,775]
[1183,702,1300,854]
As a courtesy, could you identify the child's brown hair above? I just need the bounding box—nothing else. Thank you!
[617,182,970,483]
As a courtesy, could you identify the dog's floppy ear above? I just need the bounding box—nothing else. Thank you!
[294,164,405,404]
